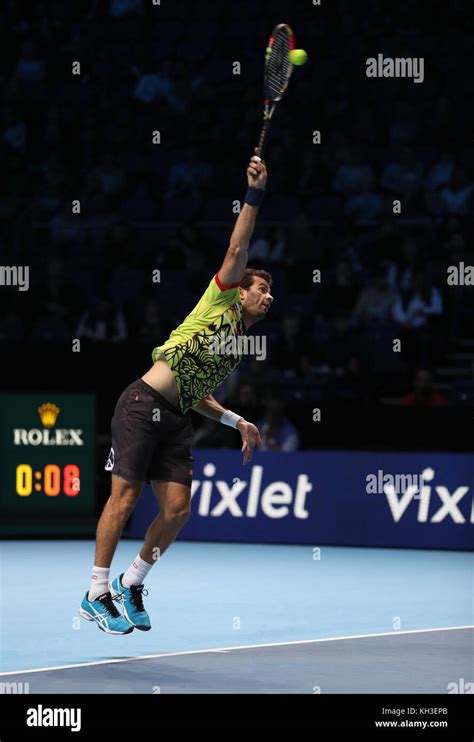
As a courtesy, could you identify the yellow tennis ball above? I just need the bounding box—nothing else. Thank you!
[289,49,308,66]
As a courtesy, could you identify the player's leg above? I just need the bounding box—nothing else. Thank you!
[108,481,190,631]
[141,480,191,563]
[79,476,144,634]
[94,474,144,568]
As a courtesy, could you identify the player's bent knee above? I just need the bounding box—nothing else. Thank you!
[166,502,190,527]
[110,477,142,510]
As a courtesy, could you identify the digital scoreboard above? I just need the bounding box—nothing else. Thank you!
[0,393,96,536]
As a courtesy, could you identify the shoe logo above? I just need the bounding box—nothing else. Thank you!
[105,447,115,472]
[91,607,108,625]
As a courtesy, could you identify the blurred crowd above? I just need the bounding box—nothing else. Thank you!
[1,0,473,448]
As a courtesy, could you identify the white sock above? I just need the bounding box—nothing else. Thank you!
[122,554,154,588]
[89,566,110,601]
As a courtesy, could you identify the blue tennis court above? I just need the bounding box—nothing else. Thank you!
[1,541,471,693]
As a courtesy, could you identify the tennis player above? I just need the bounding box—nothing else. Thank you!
[80,155,273,634]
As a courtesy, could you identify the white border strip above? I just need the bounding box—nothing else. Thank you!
[1,625,472,677]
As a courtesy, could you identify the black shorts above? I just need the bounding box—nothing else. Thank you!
[105,378,194,487]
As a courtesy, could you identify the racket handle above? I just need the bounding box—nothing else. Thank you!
[256,100,278,159]
[255,140,265,159]
[255,121,269,160]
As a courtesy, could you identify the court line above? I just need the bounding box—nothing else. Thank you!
[0,625,472,677]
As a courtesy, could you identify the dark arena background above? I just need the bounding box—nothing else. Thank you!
[0,0,472,735]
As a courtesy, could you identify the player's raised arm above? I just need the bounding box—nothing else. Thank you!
[217,156,268,287]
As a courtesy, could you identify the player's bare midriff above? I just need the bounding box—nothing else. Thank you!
[141,359,180,409]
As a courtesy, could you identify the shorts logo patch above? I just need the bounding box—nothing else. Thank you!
[105,447,115,472]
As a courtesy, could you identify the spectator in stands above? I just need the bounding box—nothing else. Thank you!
[380,146,423,203]
[352,268,398,325]
[344,174,385,223]
[166,144,212,196]
[325,354,368,402]
[15,39,45,83]
[425,152,455,192]
[294,353,319,382]
[257,400,300,452]
[132,59,185,111]
[401,369,448,407]
[250,226,287,263]
[91,152,127,201]
[392,271,444,366]
[388,100,418,146]
[332,147,374,194]
[439,168,473,215]
[392,271,443,330]
[1,106,27,151]
[76,299,127,343]
[391,236,421,291]
[137,298,161,345]
[234,382,258,408]
[443,230,469,264]
[109,0,144,19]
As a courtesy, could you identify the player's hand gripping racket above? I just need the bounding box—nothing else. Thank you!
[253,23,296,166]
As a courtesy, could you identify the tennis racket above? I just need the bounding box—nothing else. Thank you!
[253,23,296,163]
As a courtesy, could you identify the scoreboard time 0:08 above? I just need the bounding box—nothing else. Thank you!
[16,463,81,497]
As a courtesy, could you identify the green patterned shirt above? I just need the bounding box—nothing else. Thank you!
[151,274,246,413]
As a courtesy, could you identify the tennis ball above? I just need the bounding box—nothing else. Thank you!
[289,49,308,66]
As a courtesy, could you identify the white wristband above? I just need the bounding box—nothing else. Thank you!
[221,410,243,429]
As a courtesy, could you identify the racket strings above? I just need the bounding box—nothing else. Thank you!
[266,30,292,100]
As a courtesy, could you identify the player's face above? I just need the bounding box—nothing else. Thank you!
[241,278,273,320]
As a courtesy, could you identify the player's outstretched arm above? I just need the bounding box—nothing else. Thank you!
[193,394,263,464]
[217,156,268,287]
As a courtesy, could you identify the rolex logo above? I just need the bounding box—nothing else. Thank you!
[38,403,60,428]
[14,402,83,446]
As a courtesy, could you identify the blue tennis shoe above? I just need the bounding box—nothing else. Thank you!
[80,591,134,634]
[109,574,152,631]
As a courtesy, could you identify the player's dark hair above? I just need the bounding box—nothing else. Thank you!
[240,267,272,290]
